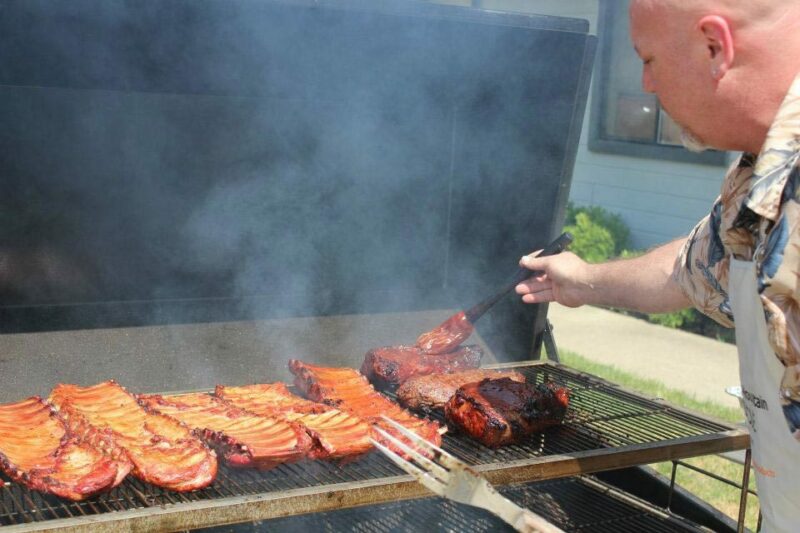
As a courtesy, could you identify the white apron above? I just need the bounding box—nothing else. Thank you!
[729,258,800,532]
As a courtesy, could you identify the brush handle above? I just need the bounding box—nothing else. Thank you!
[464,232,573,323]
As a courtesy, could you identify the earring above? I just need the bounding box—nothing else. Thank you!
[712,67,719,77]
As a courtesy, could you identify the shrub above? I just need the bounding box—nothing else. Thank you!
[648,308,696,329]
[563,212,615,264]
[566,202,630,256]
[618,248,644,260]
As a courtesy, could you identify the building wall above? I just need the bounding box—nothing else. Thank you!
[431,0,729,249]
[571,124,727,249]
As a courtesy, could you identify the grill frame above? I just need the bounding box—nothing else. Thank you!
[250,476,711,533]
[0,361,749,532]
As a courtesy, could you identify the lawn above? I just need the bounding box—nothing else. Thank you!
[559,350,760,531]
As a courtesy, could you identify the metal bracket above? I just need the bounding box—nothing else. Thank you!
[538,319,560,362]
[667,448,755,533]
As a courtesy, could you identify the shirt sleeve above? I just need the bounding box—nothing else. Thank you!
[673,198,735,328]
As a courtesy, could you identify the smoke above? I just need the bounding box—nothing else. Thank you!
[0,0,592,378]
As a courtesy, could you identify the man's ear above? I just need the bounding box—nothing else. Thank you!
[698,15,734,81]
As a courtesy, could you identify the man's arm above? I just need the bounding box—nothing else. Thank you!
[515,237,691,314]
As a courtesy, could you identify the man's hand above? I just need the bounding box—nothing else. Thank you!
[514,238,692,314]
[515,251,592,307]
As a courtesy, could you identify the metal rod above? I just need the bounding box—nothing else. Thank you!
[667,461,678,511]
[221,471,251,496]
[5,487,33,523]
[84,499,104,516]
[0,490,15,523]
[55,497,76,519]
[36,495,61,521]
[674,460,757,496]
[542,319,560,362]
[737,448,752,533]
[127,481,153,508]
[115,485,143,510]
[20,491,46,521]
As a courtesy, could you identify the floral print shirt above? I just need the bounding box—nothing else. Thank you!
[675,73,800,419]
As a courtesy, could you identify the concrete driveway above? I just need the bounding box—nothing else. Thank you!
[546,304,742,410]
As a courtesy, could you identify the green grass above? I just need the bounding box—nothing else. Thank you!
[559,351,742,424]
[559,350,760,531]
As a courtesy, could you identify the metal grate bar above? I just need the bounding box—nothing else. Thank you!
[0,487,23,525]
[19,492,45,523]
[32,493,63,522]
[0,489,17,525]
[114,484,145,510]
[4,485,35,523]
[93,493,120,515]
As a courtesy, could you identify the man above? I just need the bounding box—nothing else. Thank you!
[516,1,800,530]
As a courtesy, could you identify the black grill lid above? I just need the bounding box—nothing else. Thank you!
[0,0,595,361]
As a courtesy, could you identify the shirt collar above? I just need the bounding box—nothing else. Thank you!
[744,73,800,221]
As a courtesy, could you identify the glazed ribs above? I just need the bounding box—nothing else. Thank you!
[49,380,217,492]
[444,378,569,448]
[0,397,128,500]
[138,392,312,469]
[360,344,483,388]
[396,369,526,412]
[289,360,443,447]
[215,383,373,460]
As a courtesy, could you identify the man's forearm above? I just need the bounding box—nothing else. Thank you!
[580,238,690,313]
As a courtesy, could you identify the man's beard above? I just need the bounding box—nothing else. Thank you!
[680,127,711,153]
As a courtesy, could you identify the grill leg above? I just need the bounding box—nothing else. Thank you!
[737,448,752,533]
[667,461,678,511]
[541,319,560,362]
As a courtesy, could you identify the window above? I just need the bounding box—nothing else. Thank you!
[589,0,726,165]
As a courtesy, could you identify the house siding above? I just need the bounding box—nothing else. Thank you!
[571,121,729,248]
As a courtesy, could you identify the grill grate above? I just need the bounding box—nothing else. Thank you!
[203,477,705,533]
[0,363,744,530]
[416,365,732,464]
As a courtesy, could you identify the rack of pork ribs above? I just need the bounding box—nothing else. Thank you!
[0,362,446,501]
[214,382,374,460]
[289,359,444,448]
[49,381,219,493]
[0,396,127,501]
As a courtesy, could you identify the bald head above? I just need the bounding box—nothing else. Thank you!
[631,0,795,24]
[630,0,800,153]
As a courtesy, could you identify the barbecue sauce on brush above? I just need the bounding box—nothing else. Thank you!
[415,311,475,354]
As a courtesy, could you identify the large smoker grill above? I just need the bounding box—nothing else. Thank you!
[0,1,750,532]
